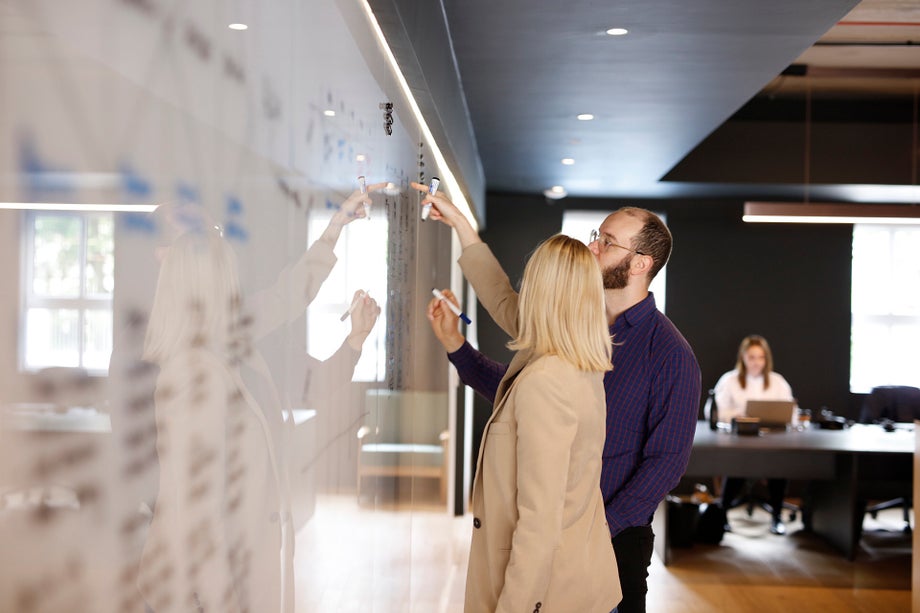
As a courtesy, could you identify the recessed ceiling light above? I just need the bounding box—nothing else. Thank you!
[576,113,594,121]
[605,27,628,36]
[229,23,248,30]
[323,110,336,117]
[356,154,366,162]
[544,186,568,200]
[561,158,575,165]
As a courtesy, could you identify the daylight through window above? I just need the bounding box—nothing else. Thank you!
[21,212,114,372]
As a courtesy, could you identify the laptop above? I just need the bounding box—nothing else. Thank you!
[745,400,796,430]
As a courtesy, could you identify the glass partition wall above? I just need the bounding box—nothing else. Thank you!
[0,1,468,611]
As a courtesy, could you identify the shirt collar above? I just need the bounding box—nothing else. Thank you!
[613,292,657,331]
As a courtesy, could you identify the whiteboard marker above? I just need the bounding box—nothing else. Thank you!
[421,176,439,221]
[358,175,370,219]
[340,290,367,321]
[432,288,471,324]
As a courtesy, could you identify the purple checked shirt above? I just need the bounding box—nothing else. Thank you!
[448,292,701,537]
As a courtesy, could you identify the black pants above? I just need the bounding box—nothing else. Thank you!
[610,525,655,613]
[722,477,787,520]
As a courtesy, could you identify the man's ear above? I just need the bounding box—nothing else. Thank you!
[631,254,650,275]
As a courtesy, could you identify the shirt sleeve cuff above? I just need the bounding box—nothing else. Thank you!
[447,340,474,365]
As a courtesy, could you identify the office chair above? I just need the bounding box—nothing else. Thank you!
[722,480,801,522]
[858,385,920,532]
[860,385,920,424]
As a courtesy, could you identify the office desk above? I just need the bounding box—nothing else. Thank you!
[659,421,914,562]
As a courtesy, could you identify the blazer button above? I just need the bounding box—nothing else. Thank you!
[473,517,481,529]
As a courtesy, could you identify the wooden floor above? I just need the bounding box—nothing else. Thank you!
[650,507,911,612]
[295,490,912,612]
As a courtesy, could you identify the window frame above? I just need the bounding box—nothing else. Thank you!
[849,223,920,393]
[305,209,388,383]
[19,210,114,374]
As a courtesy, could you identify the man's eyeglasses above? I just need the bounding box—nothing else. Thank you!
[589,229,645,255]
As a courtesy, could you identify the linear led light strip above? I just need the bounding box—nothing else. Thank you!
[0,202,159,212]
[743,202,920,225]
[743,214,920,225]
[358,0,479,231]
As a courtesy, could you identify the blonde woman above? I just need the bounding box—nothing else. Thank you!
[139,185,382,612]
[431,235,621,613]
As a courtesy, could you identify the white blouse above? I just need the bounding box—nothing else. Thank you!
[713,369,794,424]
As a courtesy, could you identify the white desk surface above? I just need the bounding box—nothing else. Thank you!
[1,403,112,433]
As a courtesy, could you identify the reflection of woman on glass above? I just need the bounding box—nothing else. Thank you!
[714,334,794,535]
[430,235,621,613]
[138,185,382,613]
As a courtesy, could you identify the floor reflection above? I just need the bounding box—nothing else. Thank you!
[295,491,469,613]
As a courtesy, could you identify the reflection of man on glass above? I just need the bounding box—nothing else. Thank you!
[138,184,383,613]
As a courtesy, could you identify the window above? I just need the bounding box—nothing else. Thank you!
[850,224,920,392]
[306,211,388,382]
[21,212,114,372]
[561,209,668,313]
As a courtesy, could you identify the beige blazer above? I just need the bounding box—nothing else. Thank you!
[464,353,621,613]
[461,244,621,613]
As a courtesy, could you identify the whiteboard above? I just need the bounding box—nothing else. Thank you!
[0,0,458,611]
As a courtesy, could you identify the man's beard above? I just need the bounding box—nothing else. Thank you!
[602,254,633,290]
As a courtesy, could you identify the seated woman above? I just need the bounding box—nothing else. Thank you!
[714,334,794,535]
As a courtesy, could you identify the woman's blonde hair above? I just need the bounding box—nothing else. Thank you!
[143,230,241,365]
[508,234,612,372]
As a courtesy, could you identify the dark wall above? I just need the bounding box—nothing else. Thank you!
[462,193,564,473]
[662,200,853,416]
[471,192,857,431]
[666,98,918,186]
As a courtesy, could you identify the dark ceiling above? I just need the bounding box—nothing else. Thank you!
[442,0,920,202]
